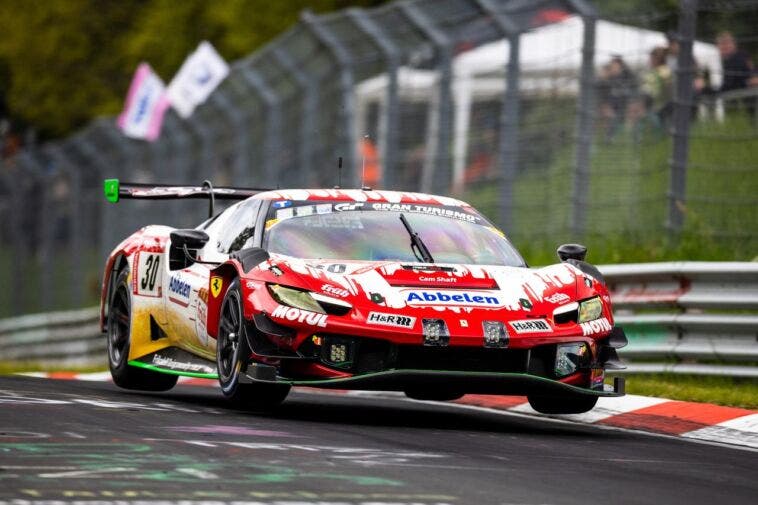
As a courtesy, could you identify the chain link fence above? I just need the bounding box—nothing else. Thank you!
[1,0,757,318]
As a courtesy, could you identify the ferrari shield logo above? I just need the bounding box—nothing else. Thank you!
[210,276,223,298]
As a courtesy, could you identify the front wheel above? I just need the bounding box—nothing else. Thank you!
[107,268,178,391]
[216,279,290,409]
[527,394,598,414]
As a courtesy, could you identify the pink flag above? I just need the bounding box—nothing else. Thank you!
[117,63,169,141]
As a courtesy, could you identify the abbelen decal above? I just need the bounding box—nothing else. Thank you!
[366,312,416,329]
[580,317,612,336]
[271,305,327,327]
[168,275,191,306]
[509,319,550,333]
[405,290,501,307]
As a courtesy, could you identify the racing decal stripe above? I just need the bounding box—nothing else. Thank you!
[168,296,190,307]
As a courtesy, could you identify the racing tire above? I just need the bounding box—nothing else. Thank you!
[216,279,290,410]
[404,389,465,402]
[107,269,178,391]
[526,394,598,414]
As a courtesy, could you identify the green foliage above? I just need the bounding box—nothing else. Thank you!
[465,115,758,266]
[619,373,758,409]
[0,0,385,138]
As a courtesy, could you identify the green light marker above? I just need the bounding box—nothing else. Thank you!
[104,178,120,203]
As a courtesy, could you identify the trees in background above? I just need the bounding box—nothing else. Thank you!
[0,0,384,139]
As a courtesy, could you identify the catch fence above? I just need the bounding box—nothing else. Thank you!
[1,0,757,317]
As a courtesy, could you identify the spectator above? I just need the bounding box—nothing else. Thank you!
[641,46,674,129]
[597,55,638,141]
[716,31,754,92]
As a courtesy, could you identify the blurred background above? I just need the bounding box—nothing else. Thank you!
[1,0,757,317]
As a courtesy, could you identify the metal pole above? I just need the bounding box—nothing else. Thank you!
[208,90,250,185]
[475,0,521,232]
[668,0,698,233]
[571,13,597,237]
[301,10,357,188]
[48,145,85,309]
[239,65,281,187]
[271,46,315,187]
[346,8,401,190]
[398,1,453,195]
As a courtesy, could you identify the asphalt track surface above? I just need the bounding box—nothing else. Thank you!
[0,375,756,505]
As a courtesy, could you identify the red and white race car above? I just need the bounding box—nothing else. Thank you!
[100,179,626,413]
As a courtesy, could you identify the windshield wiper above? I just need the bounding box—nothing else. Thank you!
[399,214,434,264]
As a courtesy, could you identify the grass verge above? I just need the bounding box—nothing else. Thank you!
[617,373,758,410]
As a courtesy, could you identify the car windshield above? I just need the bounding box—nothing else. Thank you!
[263,202,525,266]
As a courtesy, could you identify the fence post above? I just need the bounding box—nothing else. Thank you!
[271,46,315,187]
[346,8,401,190]
[239,65,281,187]
[570,2,597,237]
[301,10,357,188]
[48,145,85,309]
[398,2,453,195]
[208,90,251,185]
[475,0,521,232]
[0,167,25,315]
[668,0,698,233]
[16,150,53,312]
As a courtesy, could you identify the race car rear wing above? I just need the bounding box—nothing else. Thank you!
[104,178,272,217]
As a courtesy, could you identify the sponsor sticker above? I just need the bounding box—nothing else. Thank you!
[405,290,501,307]
[545,292,571,304]
[370,203,479,223]
[580,317,612,336]
[210,276,223,298]
[509,319,550,333]
[316,203,332,214]
[134,252,162,297]
[271,305,327,328]
[366,311,416,329]
[321,284,350,298]
[276,208,294,220]
[272,200,292,209]
[419,276,457,283]
[168,275,191,306]
[334,202,364,212]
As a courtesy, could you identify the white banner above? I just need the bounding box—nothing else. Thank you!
[167,41,229,118]
[117,63,169,141]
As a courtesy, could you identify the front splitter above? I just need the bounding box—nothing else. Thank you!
[240,368,625,397]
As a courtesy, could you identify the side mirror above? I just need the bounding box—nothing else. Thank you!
[170,229,210,270]
[557,243,587,262]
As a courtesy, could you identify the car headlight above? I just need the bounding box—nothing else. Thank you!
[268,284,352,315]
[577,296,603,323]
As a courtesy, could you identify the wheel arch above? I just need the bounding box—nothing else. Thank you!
[100,252,131,332]
[207,261,244,339]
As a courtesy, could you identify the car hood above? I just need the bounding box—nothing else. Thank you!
[264,256,586,313]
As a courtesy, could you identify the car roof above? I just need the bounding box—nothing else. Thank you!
[253,188,472,207]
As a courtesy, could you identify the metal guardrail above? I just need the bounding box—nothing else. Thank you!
[603,262,758,378]
[0,262,755,376]
[0,307,102,368]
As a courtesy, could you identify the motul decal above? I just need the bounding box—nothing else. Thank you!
[580,317,612,336]
[366,311,416,329]
[270,305,327,327]
[509,319,550,333]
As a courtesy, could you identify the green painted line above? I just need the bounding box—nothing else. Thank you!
[128,360,218,379]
